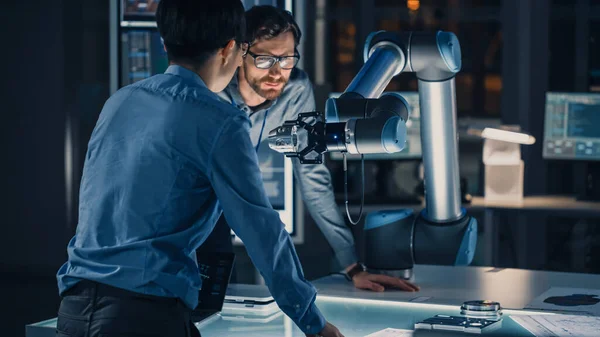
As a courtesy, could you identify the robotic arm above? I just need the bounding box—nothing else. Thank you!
[267,92,410,163]
[268,31,477,278]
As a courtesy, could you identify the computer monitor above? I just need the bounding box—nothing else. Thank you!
[122,0,160,23]
[543,92,600,161]
[119,0,273,26]
[230,141,298,244]
[120,29,168,86]
[327,92,422,160]
[256,140,295,236]
[543,92,600,201]
[192,252,235,325]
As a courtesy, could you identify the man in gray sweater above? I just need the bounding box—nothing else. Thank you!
[206,5,419,293]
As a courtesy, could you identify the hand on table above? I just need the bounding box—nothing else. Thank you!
[352,271,420,292]
[306,322,345,337]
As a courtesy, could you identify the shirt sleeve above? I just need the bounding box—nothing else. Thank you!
[207,114,326,335]
[291,82,358,269]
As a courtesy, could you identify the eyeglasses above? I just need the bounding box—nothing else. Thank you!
[246,50,300,70]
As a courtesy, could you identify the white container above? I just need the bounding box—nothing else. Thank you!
[484,160,524,202]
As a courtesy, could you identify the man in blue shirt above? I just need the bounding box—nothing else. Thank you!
[55,1,343,337]
[202,5,420,293]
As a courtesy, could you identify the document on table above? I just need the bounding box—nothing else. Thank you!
[511,314,600,337]
[364,328,414,337]
[525,287,600,316]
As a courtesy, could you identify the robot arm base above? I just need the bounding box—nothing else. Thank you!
[414,211,477,266]
[363,209,477,273]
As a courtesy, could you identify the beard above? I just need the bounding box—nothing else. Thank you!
[244,65,289,101]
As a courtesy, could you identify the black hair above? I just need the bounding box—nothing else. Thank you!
[156,0,246,67]
[245,5,301,47]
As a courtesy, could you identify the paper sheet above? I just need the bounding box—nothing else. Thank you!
[364,328,414,337]
[511,314,600,337]
[525,287,600,316]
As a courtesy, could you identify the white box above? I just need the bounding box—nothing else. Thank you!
[484,160,524,202]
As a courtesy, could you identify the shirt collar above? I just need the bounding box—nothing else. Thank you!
[224,70,245,108]
[165,65,208,89]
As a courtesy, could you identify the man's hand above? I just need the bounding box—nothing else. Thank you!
[306,322,345,337]
[352,271,420,292]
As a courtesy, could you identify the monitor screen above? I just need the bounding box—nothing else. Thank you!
[256,141,285,209]
[119,0,263,26]
[256,140,294,235]
[543,92,600,161]
[120,29,168,86]
[327,92,422,160]
[195,252,235,311]
[122,0,160,22]
[231,141,296,243]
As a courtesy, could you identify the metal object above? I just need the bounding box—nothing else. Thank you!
[267,112,328,164]
[460,300,503,321]
[269,96,409,157]
[344,43,406,99]
[419,79,462,222]
[268,125,299,154]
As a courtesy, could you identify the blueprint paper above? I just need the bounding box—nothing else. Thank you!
[511,314,600,337]
[525,287,600,316]
[365,328,414,337]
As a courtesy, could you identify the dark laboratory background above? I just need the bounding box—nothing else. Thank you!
[2,0,600,336]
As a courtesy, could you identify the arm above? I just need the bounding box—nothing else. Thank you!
[208,114,327,335]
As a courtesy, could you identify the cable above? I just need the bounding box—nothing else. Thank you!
[343,98,369,225]
[344,152,365,225]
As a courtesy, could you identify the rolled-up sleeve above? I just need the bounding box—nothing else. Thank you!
[207,114,326,334]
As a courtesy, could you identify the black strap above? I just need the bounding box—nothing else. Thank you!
[345,263,366,281]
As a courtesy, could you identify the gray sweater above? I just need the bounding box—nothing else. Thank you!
[217,69,357,269]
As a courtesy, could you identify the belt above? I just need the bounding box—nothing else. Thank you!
[63,280,184,306]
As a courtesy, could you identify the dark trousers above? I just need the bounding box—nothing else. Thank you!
[56,280,201,337]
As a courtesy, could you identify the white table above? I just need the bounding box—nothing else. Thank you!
[26,265,600,337]
[313,264,600,309]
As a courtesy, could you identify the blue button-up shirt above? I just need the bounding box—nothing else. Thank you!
[56,65,326,334]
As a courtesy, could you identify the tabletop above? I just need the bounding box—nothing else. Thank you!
[27,265,600,337]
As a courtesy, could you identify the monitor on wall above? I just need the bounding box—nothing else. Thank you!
[543,92,600,161]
